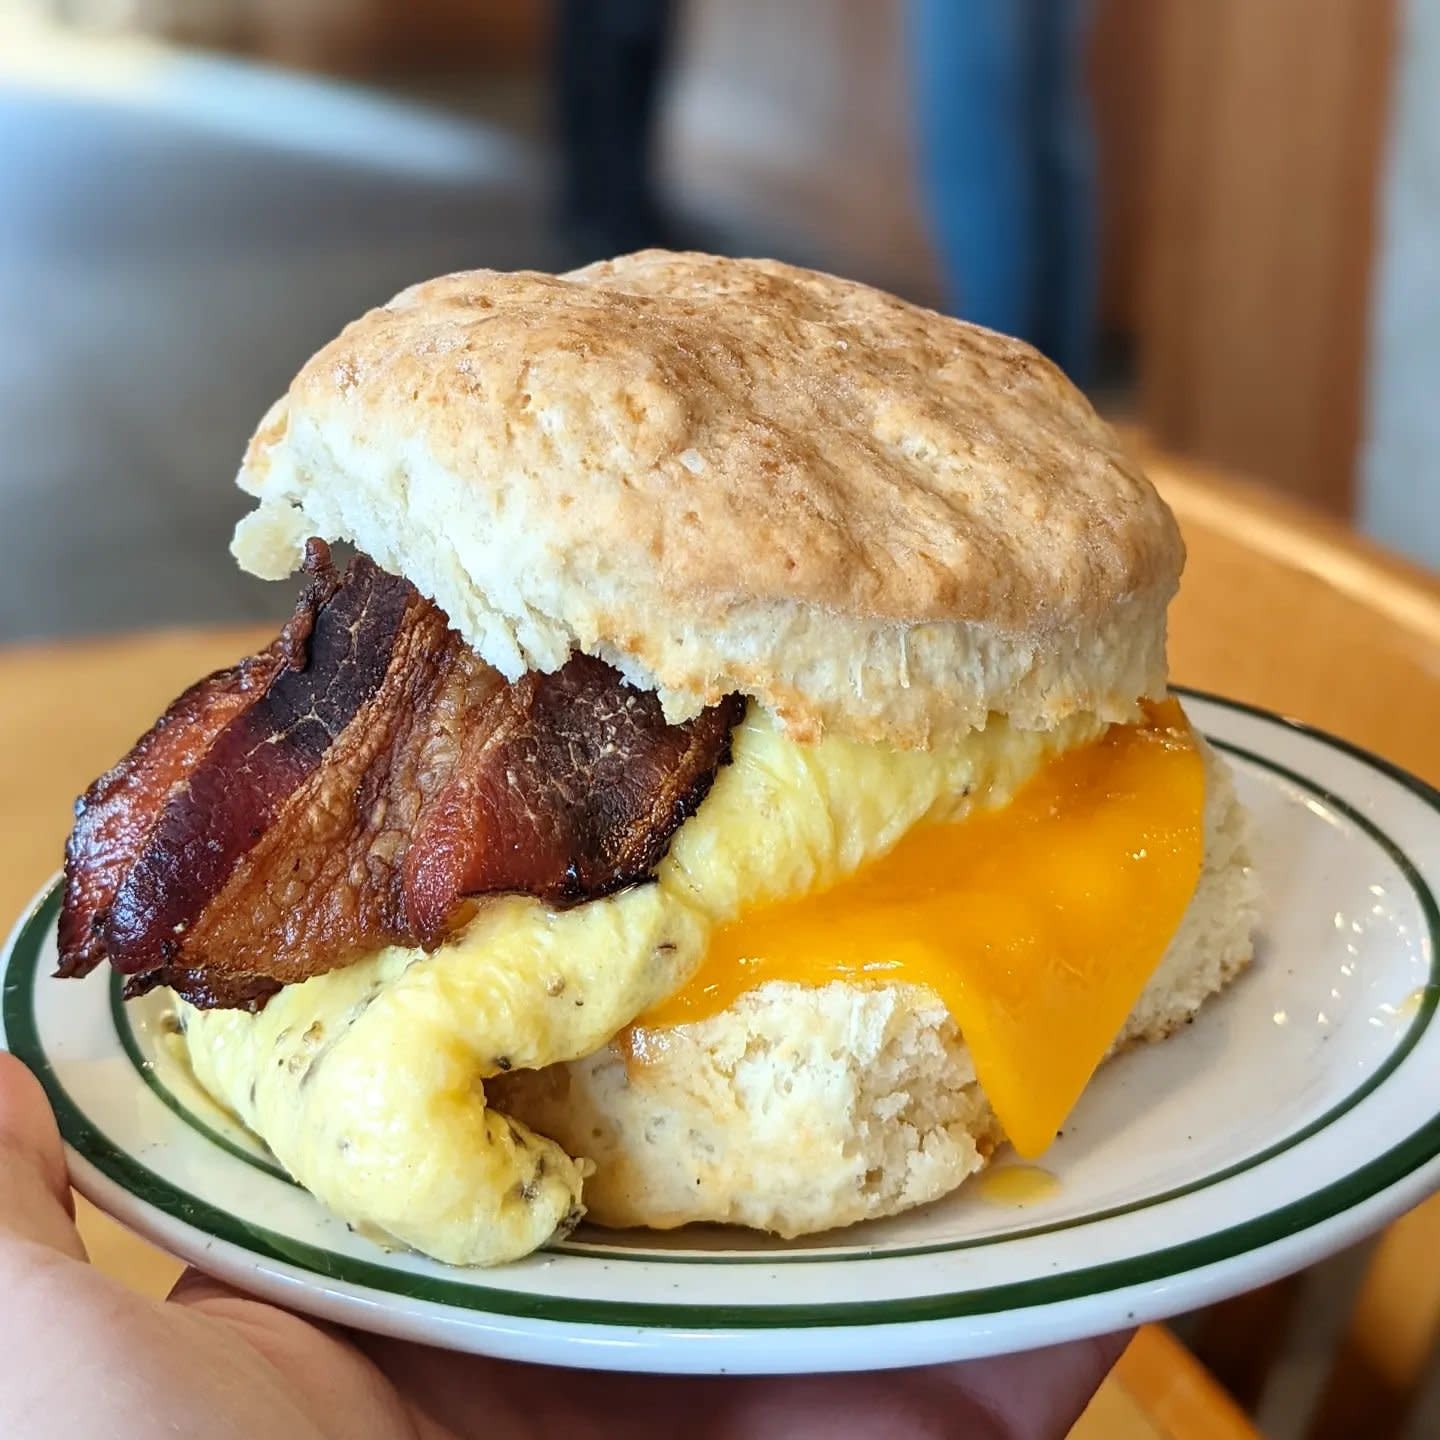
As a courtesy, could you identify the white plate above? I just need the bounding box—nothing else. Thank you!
[3,691,1438,1374]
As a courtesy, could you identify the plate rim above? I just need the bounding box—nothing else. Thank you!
[3,689,1439,1334]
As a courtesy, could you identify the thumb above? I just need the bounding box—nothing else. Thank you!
[0,1052,86,1259]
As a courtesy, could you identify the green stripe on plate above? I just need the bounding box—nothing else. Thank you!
[4,692,1439,1327]
[109,971,297,1186]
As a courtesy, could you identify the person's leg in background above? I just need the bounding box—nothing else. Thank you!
[1035,0,1097,386]
[554,0,679,265]
[906,0,1097,387]
[906,0,1040,345]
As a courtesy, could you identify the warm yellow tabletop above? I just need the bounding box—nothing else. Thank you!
[1,453,1436,1438]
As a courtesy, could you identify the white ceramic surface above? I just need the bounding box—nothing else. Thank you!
[3,691,1438,1374]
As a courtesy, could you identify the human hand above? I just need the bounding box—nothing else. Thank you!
[0,1051,1123,1439]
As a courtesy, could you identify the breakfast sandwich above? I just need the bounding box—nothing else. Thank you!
[57,252,1260,1265]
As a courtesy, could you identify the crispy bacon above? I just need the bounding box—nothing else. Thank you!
[57,545,742,1009]
[404,657,745,946]
[57,544,342,982]
[121,622,502,998]
[102,547,419,979]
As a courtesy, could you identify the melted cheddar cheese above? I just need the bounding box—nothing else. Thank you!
[632,699,1205,1156]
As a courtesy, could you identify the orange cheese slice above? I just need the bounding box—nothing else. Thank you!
[629,698,1206,1157]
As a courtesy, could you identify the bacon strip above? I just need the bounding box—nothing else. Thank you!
[57,547,742,1010]
[405,657,744,945]
[103,548,417,978]
[57,543,341,981]
[127,622,501,997]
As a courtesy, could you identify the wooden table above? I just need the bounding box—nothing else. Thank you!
[1,455,1437,1438]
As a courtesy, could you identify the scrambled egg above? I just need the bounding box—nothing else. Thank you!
[182,705,1100,1266]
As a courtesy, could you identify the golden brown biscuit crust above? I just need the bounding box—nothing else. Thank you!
[234,252,1182,745]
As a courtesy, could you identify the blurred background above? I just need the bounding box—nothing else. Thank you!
[1,0,1435,643]
[0,2,1437,1435]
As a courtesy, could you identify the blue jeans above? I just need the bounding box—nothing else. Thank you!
[907,0,1097,386]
